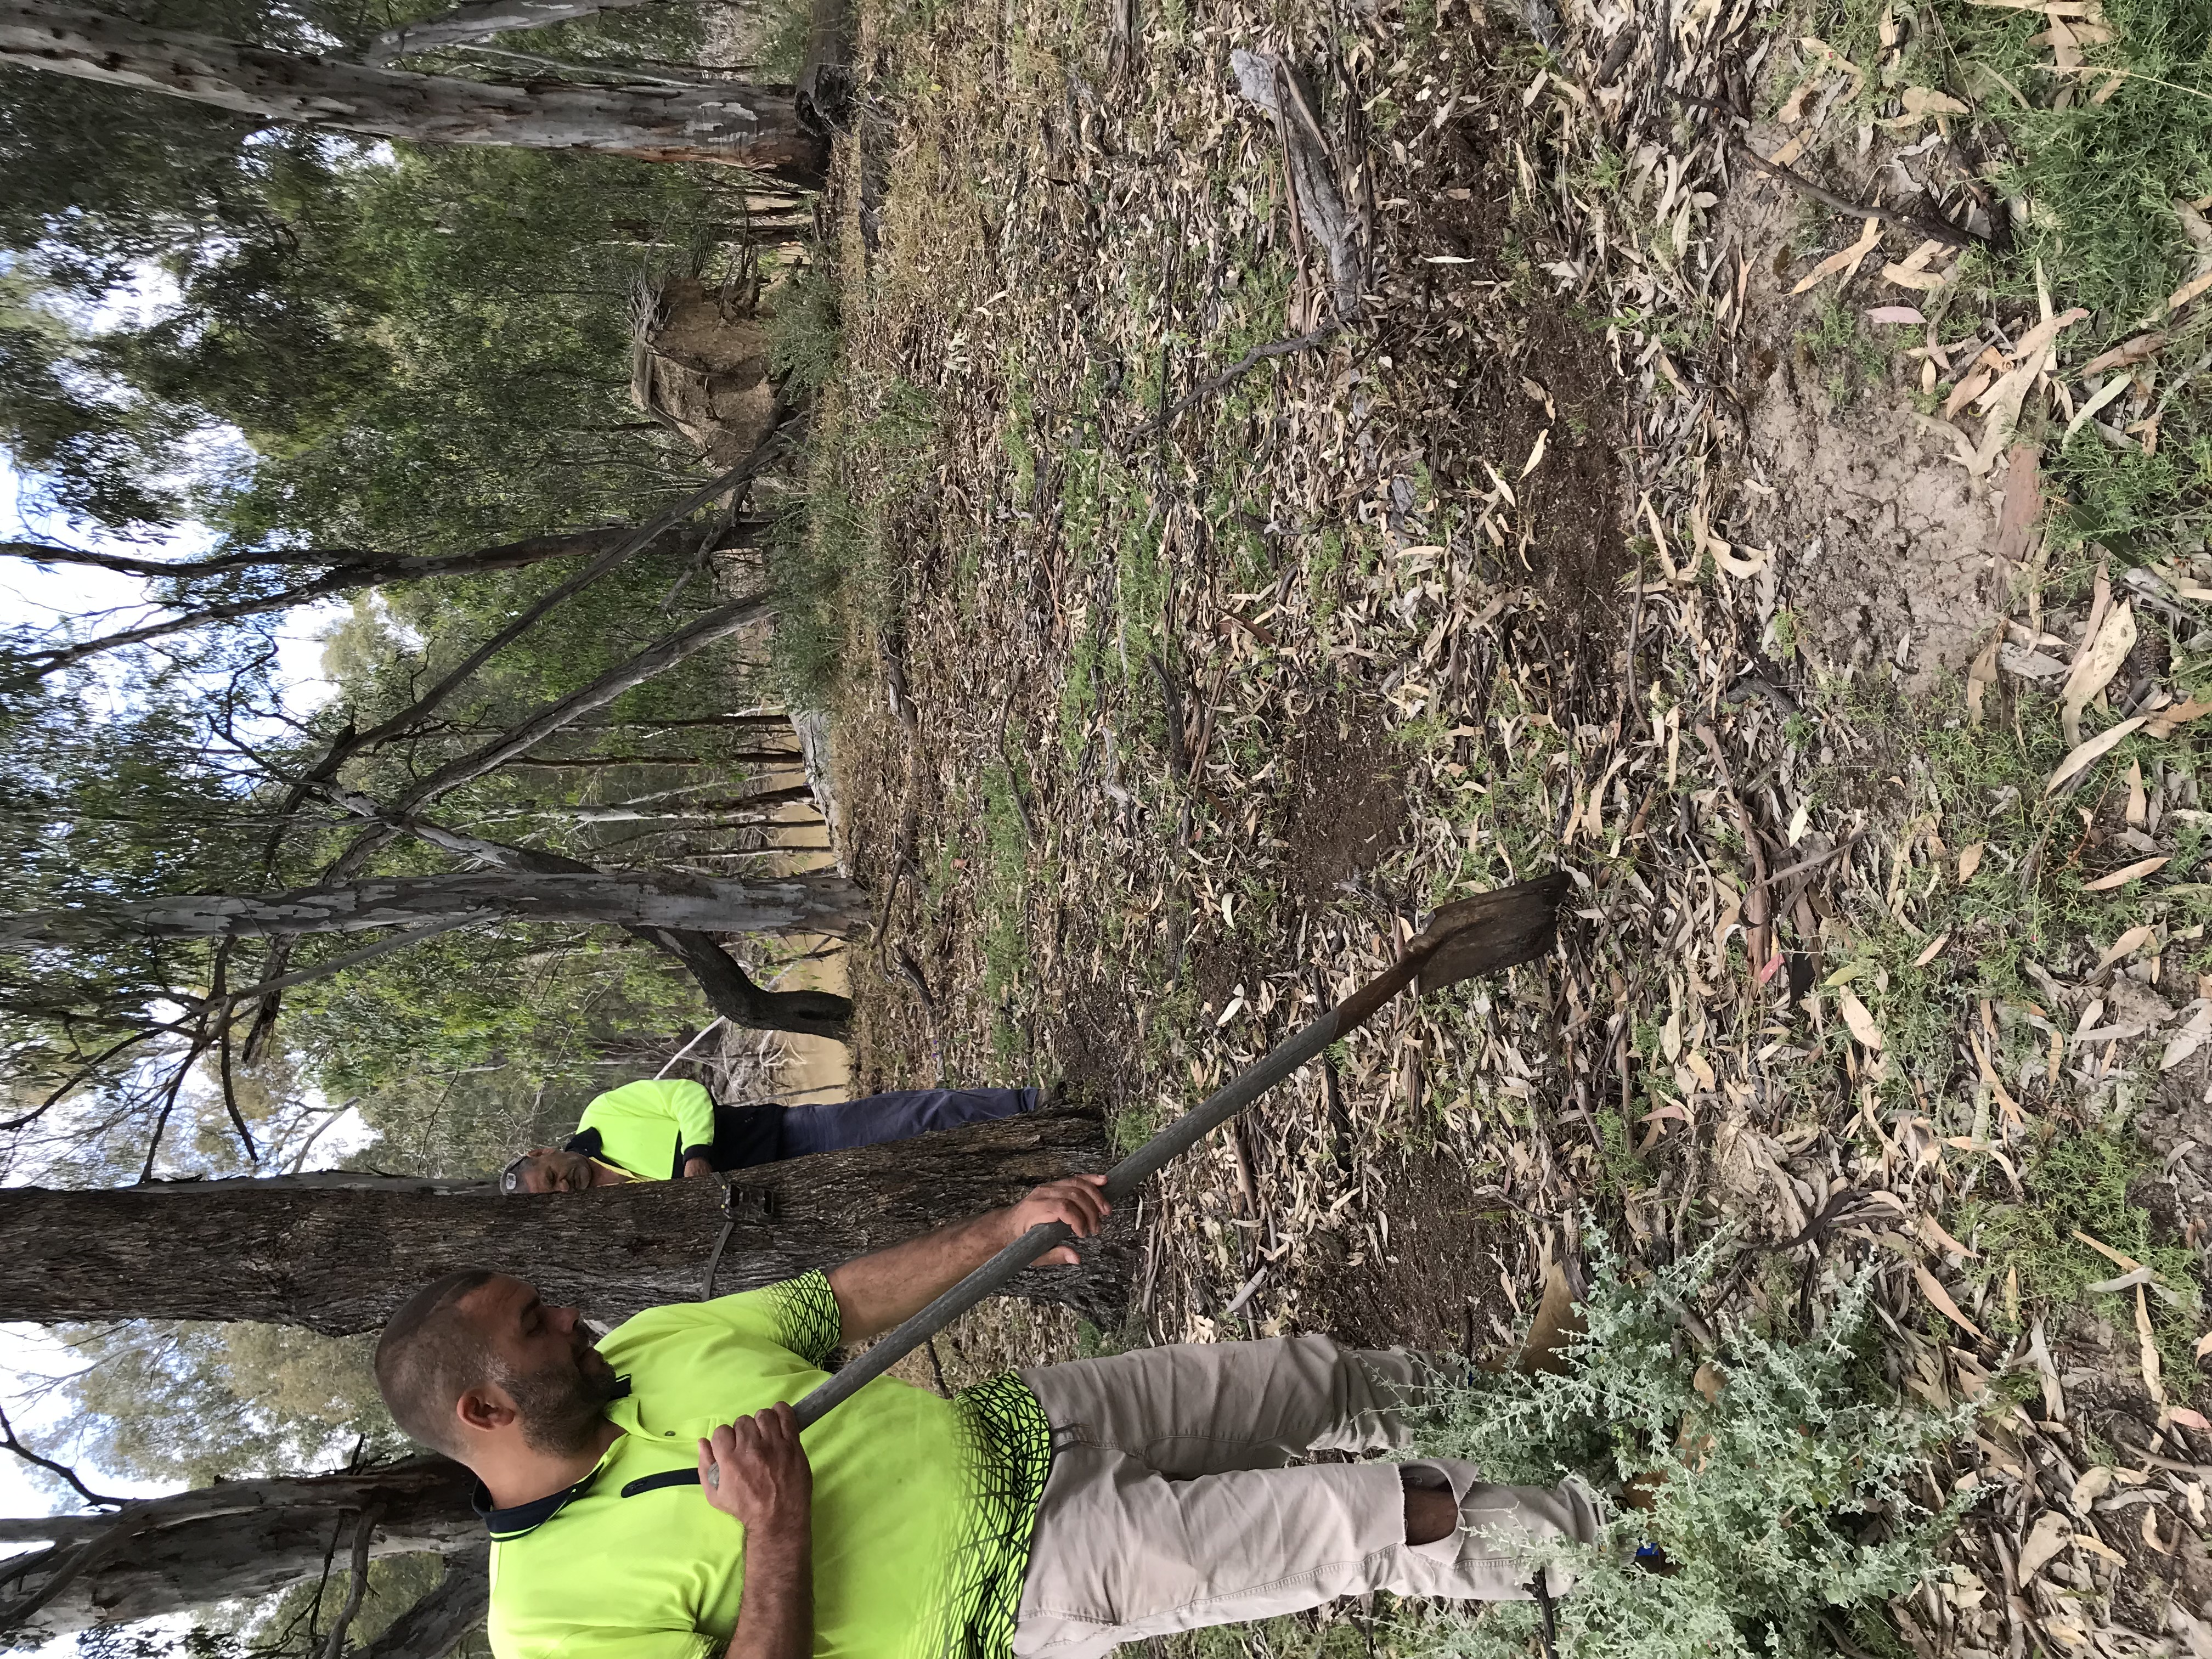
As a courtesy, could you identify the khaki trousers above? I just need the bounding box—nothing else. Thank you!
[1013,1337,1601,1659]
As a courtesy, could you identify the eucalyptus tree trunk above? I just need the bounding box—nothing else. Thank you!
[0,1110,1128,1333]
[0,868,868,948]
[0,0,827,180]
[0,1459,477,1638]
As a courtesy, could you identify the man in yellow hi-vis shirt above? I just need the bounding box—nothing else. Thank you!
[498,1077,1044,1193]
[373,1176,1599,1659]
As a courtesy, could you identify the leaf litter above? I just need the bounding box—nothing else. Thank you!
[809,0,2212,1644]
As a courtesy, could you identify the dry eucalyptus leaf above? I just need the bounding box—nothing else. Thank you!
[2018,1511,2072,1583]
[1959,842,1986,881]
[2095,923,2155,973]
[1791,216,1883,295]
[1945,364,1996,419]
[2084,855,2168,890]
[2060,600,2135,746]
[2168,267,2212,314]
[2137,1284,2164,1403]
[2080,332,2165,376]
[2073,1532,2128,1565]
[2158,1002,2212,1069]
[2147,696,2212,738]
[1915,1261,1983,1338]
[1889,87,1970,124]
[1837,987,1884,1051]
[1918,1212,1980,1259]
[2070,1465,2114,1508]
[2047,717,2146,794]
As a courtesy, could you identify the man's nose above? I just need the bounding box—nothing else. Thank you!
[550,1304,579,1334]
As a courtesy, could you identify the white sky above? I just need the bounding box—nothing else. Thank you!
[0,459,342,704]
[0,452,379,1532]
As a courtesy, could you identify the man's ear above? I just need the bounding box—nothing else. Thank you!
[456,1384,518,1437]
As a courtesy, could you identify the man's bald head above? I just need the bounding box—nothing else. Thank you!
[374,1269,500,1457]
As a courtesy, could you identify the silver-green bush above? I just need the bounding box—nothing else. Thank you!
[1403,1234,1971,1659]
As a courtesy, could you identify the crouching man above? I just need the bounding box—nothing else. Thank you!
[373,1176,1598,1659]
[498,1076,1047,1193]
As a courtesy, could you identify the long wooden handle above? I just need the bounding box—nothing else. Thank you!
[792,990,1362,1426]
[788,873,1566,1429]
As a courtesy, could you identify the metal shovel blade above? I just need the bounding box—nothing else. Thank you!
[1414,872,1572,996]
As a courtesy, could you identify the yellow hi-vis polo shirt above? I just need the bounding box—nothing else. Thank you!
[479,1272,1049,1659]
[564,1079,720,1180]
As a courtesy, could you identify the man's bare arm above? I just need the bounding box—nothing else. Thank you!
[825,1176,1109,1343]
[701,1406,811,1659]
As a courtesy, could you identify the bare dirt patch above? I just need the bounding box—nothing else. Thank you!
[1742,369,2001,687]
[1295,1150,1527,1355]
[1278,704,1404,909]
[1384,93,1632,670]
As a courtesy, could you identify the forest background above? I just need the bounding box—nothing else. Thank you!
[4,0,2212,1644]
[0,0,856,1644]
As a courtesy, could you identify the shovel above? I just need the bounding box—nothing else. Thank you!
[788,871,1571,1428]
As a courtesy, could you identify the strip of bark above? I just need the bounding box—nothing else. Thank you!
[364,0,658,62]
[0,0,825,179]
[0,867,865,947]
[1729,138,1977,248]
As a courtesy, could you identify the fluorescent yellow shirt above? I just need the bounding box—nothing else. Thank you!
[566,1080,720,1179]
[481,1272,1048,1659]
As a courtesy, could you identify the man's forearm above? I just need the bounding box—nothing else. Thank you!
[724,1534,810,1659]
[825,1208,1018,1342]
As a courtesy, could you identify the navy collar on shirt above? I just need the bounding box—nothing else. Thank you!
[473,1375,633,1540]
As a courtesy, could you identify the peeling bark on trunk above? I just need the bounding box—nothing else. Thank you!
[0,1457,476,1637]
[0,0,828,182]
[0,867,868,947]
[0,1110,1129,1333]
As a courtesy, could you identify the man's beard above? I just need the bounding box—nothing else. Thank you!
[500,1345,622,1457]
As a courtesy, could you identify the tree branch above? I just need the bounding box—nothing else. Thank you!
[363,0,663,64]
[320,1504,382,1659]
[0,1404,122,1510]
[331,798,856,1040]
[0,526,693,688]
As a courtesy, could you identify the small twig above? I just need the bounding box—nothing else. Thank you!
[1729,139,1978,248]
[1266,60,1309,264]
[208,945,258,1165]
[320,1503,382,1659]
[1763,830,1865,888]
[136,1046,204,1185]
[1153,322,1341,430]
[1148,651,1191,777]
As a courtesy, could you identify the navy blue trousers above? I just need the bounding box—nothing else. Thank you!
[776,1086,1041,1159]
